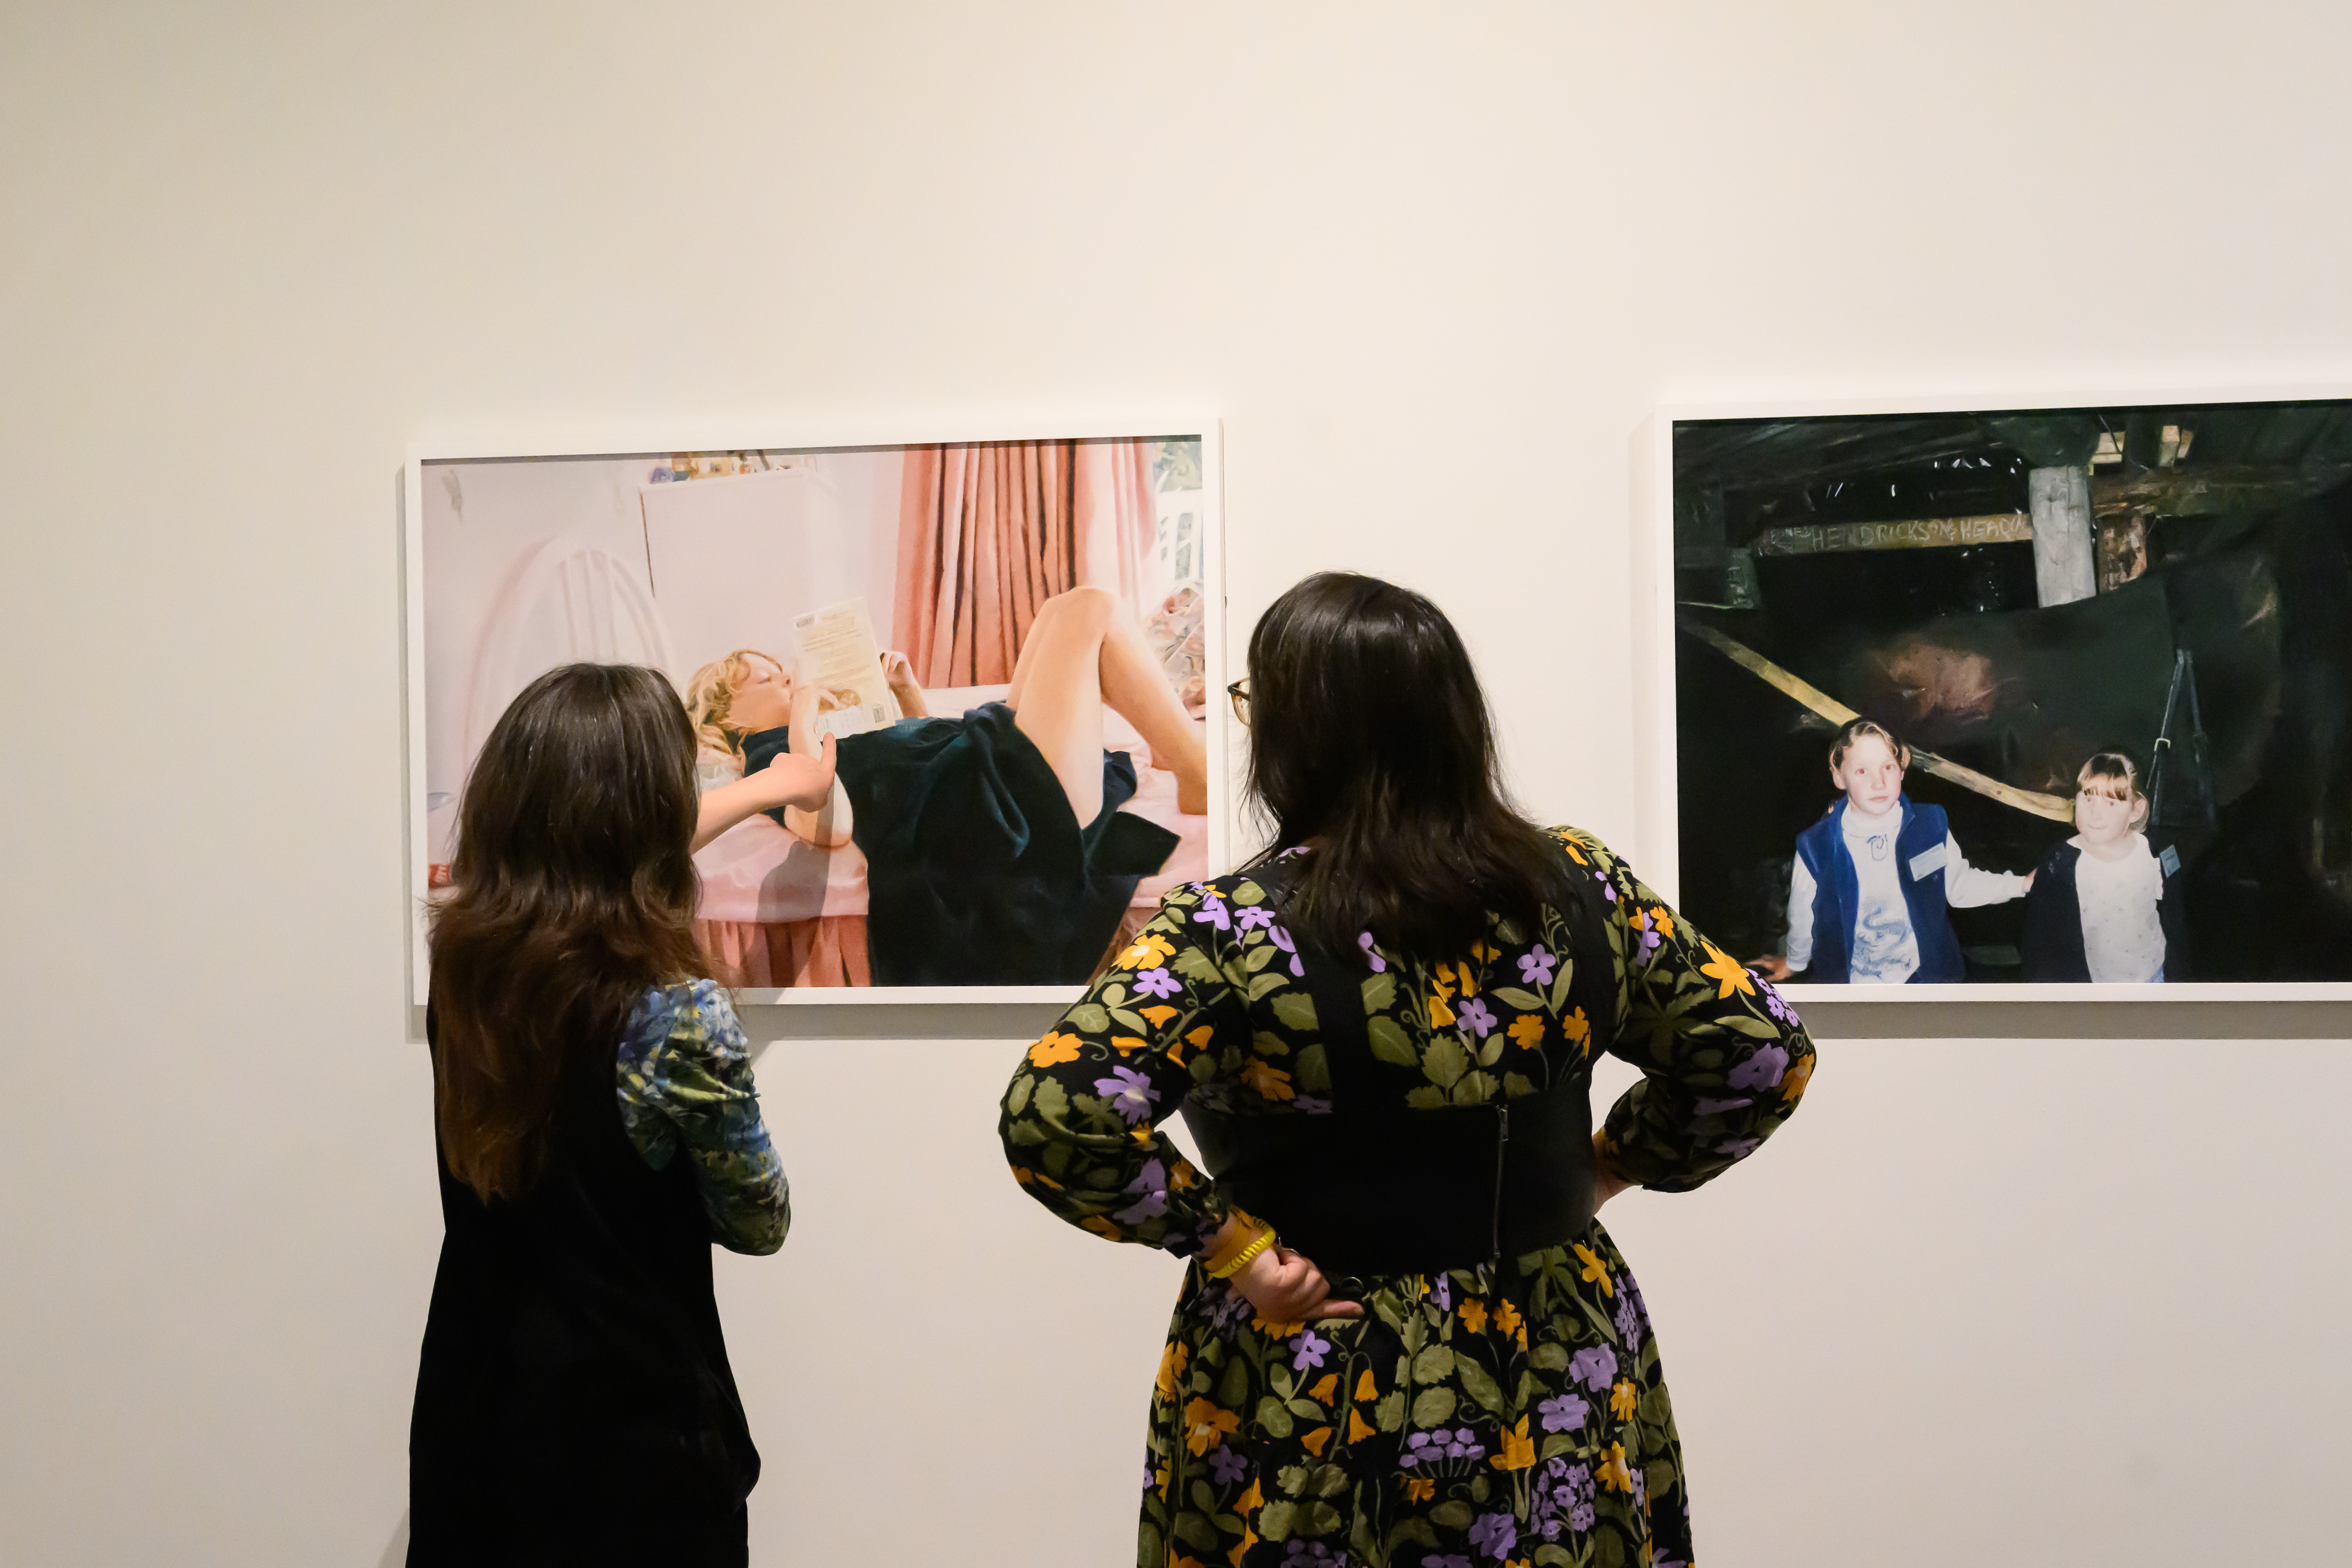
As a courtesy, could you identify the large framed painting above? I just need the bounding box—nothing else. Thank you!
[404,421,1225,1004]
[1639,391,2352,1000]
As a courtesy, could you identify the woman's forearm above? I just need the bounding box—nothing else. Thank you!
[693,777,776,853]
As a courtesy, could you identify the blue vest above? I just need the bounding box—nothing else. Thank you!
[1794,795,1965,984]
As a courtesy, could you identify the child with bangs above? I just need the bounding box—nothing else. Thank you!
[2021,751,2187,982]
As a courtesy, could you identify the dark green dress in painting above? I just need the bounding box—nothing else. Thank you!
[999,828,1815,1568]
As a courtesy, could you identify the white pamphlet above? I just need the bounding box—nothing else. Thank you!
[790,596,903,739]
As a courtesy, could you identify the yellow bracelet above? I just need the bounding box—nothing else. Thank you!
[1208,1224,1277,1279]
[1200,1208,1264,1274]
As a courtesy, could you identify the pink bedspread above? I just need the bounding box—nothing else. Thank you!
[691,684,1209,926]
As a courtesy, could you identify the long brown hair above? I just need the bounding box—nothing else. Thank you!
[1243,572,1572,964]
[428,663,710,1201]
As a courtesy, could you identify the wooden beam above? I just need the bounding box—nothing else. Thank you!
[1752,513,2034,556]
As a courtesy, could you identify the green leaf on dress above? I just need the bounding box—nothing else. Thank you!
[1423,1034,1470,1088]
[1365,1016,1417,1066]
[1293,1044,1331,1094]
[1255,1396,1294,1439]
[1410,1345,1455,1383]
[1534,1545,1575,1566]
[1244,942,1278,974]
[1373,1389,1406,1432]
[1270,992,1319,1031]
[1409,1387,1457,1427]
[1190,1481,1218,1516]
[1172,1513,1221,1552]
[1066,1003,1111,1034]
[1403,1085,1447,1109]
[1428,1499,1474,1530]
[1455,1356,1505,1412]
[1032,1078,1070,1125]
[1287,1397,1323,1419]
[1247,969,1289,1001]
[1173,946,1223,983]
[1004,1074,1032,1115]
[1360,971,1396,1011]
[1491,985,1543,1010]
[1258,1501,1299,1542]
[1221,1357,1252,1409]
[1276,1465,1310,1497]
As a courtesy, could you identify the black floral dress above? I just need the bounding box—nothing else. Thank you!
[999,829,1814,1568]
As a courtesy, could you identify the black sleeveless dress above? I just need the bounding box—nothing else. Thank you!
[408,1009,758,1566]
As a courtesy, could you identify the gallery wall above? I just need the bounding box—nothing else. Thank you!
[4,3,2349,1564]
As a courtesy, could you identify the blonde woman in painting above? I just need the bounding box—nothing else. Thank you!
[685,585,1207,986]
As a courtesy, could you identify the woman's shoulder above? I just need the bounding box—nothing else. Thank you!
[623,978,742,1061]
[1542,823,1630,879]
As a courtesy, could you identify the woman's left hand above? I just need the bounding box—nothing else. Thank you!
[1230,1242,1361,1321]
[754,734,837,809]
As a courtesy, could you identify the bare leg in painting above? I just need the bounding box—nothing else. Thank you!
[1006,585,1210,823]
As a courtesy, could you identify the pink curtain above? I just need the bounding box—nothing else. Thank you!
[893,439,1160,687]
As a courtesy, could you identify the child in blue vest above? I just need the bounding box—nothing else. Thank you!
[1754,719,2034,984]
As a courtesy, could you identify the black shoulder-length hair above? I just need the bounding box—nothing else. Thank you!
[1242,571,1572,965]
[427,662,710,1202]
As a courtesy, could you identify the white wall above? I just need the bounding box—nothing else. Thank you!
[4,3,2348,1565]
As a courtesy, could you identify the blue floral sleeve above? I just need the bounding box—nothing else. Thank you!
[616,979,791,1255]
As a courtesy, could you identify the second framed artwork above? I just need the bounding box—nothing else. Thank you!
[1641,390,2352,1001]
[404,421,1226,1005]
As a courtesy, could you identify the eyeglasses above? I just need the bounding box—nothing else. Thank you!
[1227,678,1251,724]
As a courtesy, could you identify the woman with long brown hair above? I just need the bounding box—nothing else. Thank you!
[408,663,828,1567]
[1000,572,1815,1568]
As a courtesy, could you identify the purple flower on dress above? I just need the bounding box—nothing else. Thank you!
[1133,966,1183,1000]
[1759,980,1791,1022]
[1398,1431,1434,1468]
[1209,1446,1248,1487]
[1517,945,1557,987]
[1359,931,1388,973]
[1293,1094,1333,1116]
[1143,1459,1156,1495]
[1594,871,1618,903]
[1268,924,1305,977]
[1235,904,1276,931]
[1431,1272,1453,1312]
[1570,1346,1617,1392]
[1209,1281,1254,1333]
[1194,895,1232,933]
[1691,1096,1753,1116]
[1095,1066,1160,1123]
[1457,997,1497,1038]
[1291,1328,1331,1372]
[1653,1553,1688,1568]
[1442,1426,1486,1461]
[1116,1159,1169,1223]
[1726,1044,1788,1092]
[1468,1511,1517,1559]
[1613,1283,1645,1350]
[1283,1542,1343,1567]
[1636,922,1664,958]
[1538,1393,1590,1433]
[1631,1466,1647,1508]
[1419,1557,1472,1568]
[1715,1136,1762,1160]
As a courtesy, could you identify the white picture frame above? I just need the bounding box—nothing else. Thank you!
[402,416,1228,1007]
[1638,386,2352,1003]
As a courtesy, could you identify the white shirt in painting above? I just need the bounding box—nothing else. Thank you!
[2074,834,2167,982]
[1784,804,2031,982]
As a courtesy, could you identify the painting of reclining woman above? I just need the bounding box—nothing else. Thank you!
[409,432,1219,998]
[1663,397,2352,989]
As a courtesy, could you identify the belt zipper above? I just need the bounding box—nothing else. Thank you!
[1490,1102,1510,1266]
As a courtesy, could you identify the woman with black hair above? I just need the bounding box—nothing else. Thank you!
[1000,572,1815,1568]
[410,663,821,1566]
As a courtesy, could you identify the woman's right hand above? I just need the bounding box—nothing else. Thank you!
[1749,954,1793,982]
[754,733,837,809]
[1230,1242,1361,1322]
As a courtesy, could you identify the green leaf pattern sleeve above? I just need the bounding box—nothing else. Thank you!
[998,886,1254,1256]
[1563,828,1817,1192]
[616,979,792,1256]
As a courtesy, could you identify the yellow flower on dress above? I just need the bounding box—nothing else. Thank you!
[1491,1415,1536,1471]
[1781,1053,1815,1102]
[1119,932,1176,970]
[1240,1058,1295,1101]
[1610,1379,1637,1420]
[1451,960,1480,999]
[1155,1340,1190,1399]
[1403,1476,1436,1503]
[1111,1035,1148,1054]
[1141,1005,1180,1027]
[1595,1441,1633,1493]
[1493,1299,1525,1343]
[1507,1014,1545,1047]
[1458,1298,1489,1334]
[1561,1007,1592,1053]
[1698,940,1755,999]
[1236,1479,1263,1514]
[1572,1241,1615,1298]
[1027,1031,1083,1067]
[1428,992,1457,1029]
[1649,907,1674,940]
[1187,1025,1216,1051]
[1252,1314,1305,1338]
[1225,1525,1257,1568]
[1307,1372,1338,1405]
[1348,1408,1377,1443]
[1183,1397,1240,1455]
[1354,1369,1379,1401]
[1301,1426,1333,1457]
[1082,1215,1122,1240]
[1010,1165,1034,1185]
[1558,835,1590,865]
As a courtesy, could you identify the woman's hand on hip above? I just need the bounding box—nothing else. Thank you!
[1231,1243,1361,1321]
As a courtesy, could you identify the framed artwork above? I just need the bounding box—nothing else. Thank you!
[1639,390,2352,1000]
[403,419,1225,1005]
